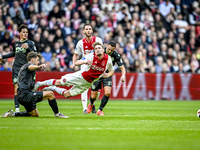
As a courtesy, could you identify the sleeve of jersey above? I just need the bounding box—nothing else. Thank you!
[107,56,114,72]
[75,41,81,54]
[27,41,37,53]
[116,53,124,67]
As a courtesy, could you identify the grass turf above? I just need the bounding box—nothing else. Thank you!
[0,99,200,150]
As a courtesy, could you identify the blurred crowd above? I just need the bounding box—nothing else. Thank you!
[0,0,200,73]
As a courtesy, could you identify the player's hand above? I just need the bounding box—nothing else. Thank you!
[121,75,125,82]
[70,64,75,69]
[86,60,93,65]
[40,63,47,68]
[103,73,109,78]
[21,43,28,49]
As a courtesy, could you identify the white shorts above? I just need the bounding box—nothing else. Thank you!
[60,71,92,96]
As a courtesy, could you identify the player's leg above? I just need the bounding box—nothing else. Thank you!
[14,84,20,112]
[97,77,112,116]
[12,70,20,112]
[33,79,62,92]
[42,91,69,118]
[98,86,111,110]
[87,79,102,113]
[81,89,88,113]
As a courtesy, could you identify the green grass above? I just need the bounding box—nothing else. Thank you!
[0,100,200,150]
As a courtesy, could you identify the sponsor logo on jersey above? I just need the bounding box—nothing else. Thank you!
[16,47,26,53]
[91,65,105,71]
[102,61,106,66]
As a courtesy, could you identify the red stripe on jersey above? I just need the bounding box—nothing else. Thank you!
[82,36,96,55]
[82,53,109,83]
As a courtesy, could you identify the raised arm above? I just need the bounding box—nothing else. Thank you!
[28,64,47,71]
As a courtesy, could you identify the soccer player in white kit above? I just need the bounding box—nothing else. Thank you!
[70,24,103,113]
[33,43,114,115]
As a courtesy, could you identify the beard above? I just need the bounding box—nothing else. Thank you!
[85,33,92,37]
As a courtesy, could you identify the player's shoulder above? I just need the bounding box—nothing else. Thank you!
[113,50,121,58]
[95,37,103,43]
[76,39,83,45]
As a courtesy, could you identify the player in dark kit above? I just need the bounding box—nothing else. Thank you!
[0,24,37,112]
[87,41,126,115]
[1,52,68,118]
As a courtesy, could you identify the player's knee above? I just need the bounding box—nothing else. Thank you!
[104,92,111,97]
[31,114,39,117]
[49,91,55,98]
[91,94,96,99]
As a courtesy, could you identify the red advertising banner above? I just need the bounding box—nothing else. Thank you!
[0,72,200,100]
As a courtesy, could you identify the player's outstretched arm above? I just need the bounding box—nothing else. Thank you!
[28,64,47,71]
[70,53,79,69]
[1,52,15,61]
[119,65,126,82]
[75,60,92,66]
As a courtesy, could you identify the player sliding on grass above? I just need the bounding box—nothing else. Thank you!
[1,52,68,118]
[33,42,114,115]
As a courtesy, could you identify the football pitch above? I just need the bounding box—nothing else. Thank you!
[0,99,200,150]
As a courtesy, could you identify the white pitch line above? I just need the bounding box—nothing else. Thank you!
[0,126,199,131]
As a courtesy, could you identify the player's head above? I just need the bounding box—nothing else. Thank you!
[18,24,28,41]
[94,42,104,57]
[106,40,116,55]
[83,24,93,37]
[27,52,42,65]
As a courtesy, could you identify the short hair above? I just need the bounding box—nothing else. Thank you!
[83,24,92,30]
[18,24,28,32]
[27,52,42,61]
[93,42,104,49]
[108,40,116,47]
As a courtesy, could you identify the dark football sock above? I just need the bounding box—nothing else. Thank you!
[90,96,96,105]
[48,99,59,114]
[14,111,31,117]
[14,95,19,108]
[99,95,109,111]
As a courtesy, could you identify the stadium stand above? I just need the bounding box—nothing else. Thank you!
[0,0,200,73]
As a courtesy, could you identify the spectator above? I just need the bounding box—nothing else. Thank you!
[50,53,58,70]
[0,61,11,71]
[48,5,63,21]
[9,0,25,20]
[159,0,174,17]
[12,10,23,27]
[25,4,36,19]
[155,56,163,73]
[41,0,56,15]
[42,46,52,62]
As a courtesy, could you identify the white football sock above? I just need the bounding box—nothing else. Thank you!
[81,89,88,111]
[40,79,56,86]
[53,87,67,95]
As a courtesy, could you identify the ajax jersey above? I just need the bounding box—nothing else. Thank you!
[75,36,103,57]
[81,53,113,83]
